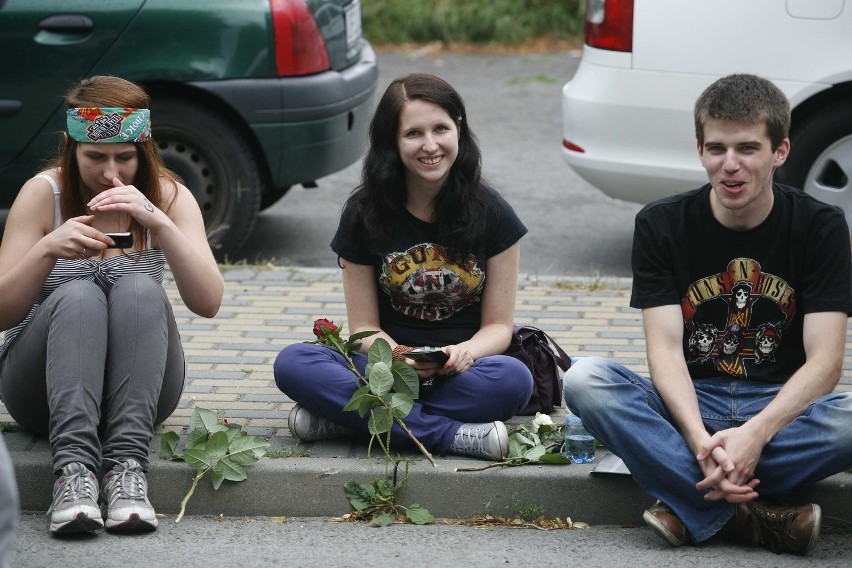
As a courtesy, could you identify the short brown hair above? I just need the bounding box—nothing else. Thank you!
[694,74,790,150]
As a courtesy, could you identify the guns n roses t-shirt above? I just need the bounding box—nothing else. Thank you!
[331,191,527,347]
[631,183,852,384]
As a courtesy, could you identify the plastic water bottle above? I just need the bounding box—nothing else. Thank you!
[563,411,595,463]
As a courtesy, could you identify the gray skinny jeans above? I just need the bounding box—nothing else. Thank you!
[0,274,185,474]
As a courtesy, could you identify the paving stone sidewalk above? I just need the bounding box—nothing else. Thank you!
[2,267,851,524]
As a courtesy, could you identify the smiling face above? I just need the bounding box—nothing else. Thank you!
[698,118,789,230]
[397,99,459,195]
[75,142,139,197]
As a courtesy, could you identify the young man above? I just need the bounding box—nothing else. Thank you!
[563,74,852,554]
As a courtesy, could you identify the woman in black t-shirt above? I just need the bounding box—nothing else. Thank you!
[273,73,532,461]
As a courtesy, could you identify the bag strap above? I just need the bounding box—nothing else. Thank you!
[513,324,571,371]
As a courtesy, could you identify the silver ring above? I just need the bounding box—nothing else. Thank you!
[81,248,86,257]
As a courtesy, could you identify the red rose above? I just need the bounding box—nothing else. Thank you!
[313,318,338,339]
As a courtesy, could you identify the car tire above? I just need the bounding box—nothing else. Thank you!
[150,98,261,260]
[777,100,852,228]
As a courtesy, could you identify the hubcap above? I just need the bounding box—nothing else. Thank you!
[804,133,852,229]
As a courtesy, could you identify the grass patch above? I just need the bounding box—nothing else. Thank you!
[0,422,23,433]
[553,274,607,291]
[266,448,311,458]
[362,0,585,45]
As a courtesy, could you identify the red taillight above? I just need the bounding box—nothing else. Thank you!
[585,0,633,52]
[270,0,330,76]
[563,139,585,153]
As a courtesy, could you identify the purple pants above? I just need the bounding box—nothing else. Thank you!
[274,343,534,453]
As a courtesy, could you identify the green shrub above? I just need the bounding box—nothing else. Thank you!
[362,0,585,45]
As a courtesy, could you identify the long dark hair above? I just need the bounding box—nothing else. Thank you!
[351,73,497,255]
[52,75,179,249]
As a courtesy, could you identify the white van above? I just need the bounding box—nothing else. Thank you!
[561,0,852,226]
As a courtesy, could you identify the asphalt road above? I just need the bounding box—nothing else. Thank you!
[10,514,850,567]
[236,49,643,278]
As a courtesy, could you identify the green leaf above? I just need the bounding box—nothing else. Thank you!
[210,468,224,491]
[349,330,379,342]
[367,338,393,365]
[213,456,247,488]
[370,511,394,527]
[539,453,571,464]
[405,504,434,525]
[367,361,394,397]
[206,431,230,462]
[223,424,244,443]
[387,393,414,419]
[391,362,419,399]
[343,385,373,415]
[159,431,181,460]
[513,432,538,447]
[183,447,215,472]
[190,407,227,435]
[507,436,525,459]
[368,406,393,435]
[524,445,547,462]
[344,481,375,511]
[185,427,208,450]
[228,435,270,465]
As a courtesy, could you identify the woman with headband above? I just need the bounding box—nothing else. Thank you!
[0,76,223,535]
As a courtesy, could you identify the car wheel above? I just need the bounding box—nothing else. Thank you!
[777,101,852,229]
[150,98,261,259]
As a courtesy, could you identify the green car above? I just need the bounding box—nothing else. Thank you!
[0,0,377,258]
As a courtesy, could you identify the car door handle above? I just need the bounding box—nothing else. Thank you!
[0,100,22,118]
[38,14,94,34]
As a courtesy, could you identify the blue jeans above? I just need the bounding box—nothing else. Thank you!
[274,343,533,453]
[563,357,852,543]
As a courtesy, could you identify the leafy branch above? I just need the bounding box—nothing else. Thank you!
[312,319,436,467]
[160,407,270,522]
[339,459,434,527]
[456,413,570,472]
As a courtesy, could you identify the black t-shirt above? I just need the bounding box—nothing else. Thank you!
[331,191,527,347]
[631,183,852,383]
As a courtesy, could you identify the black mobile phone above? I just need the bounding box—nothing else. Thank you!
[105,232,133,249]
[405,347,449,363]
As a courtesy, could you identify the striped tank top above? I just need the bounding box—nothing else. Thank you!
[0,174,167,357]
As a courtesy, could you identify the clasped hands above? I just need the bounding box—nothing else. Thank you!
[694,426,764,503]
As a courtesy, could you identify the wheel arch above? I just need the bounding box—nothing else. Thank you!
[141,80,275,199]
[789,81,852,139]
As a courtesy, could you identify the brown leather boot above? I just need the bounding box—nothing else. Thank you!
[643,500,689,547]
[735,499,821,554]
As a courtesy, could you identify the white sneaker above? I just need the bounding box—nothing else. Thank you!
[47,462,104,534]
[448,421,509,461]
[101,459,158,531]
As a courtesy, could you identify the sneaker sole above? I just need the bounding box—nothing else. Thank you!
[50,512,104,534]
[643,509,687,547]
[105,513,159,532]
